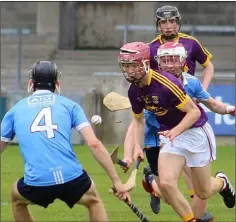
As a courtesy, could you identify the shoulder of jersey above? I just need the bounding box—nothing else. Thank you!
[63,95,77,104]
[54,94,77,106]
[182,73,199,86]
[147,34,162,44]
[178,32,198,42]
[151,69,174,83]
[182,72,198,80]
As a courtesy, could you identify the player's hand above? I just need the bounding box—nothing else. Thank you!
[229,109,236,116]
[112,182,131,204]
[192,97,199,105]
[227,105,236,116]
[133,146,144,161]
[121,157,132,173]
[158,129,179,147]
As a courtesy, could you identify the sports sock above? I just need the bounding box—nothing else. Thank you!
[217,177,225,191]
[182,213,196,222]
[189,189,195,198]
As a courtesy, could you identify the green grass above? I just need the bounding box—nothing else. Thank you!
[1,145,235,221]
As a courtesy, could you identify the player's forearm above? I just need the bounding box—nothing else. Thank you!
[124,122,134,160]
[89,140,120,184]
[132,117,144,149]
[203,99,234,115]
[173,108,200,135]
[201,62,214,90]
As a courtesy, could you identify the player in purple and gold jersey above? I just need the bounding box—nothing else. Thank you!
[147,5,213,218]
[149,5,214,90]
[127,5,214,218]
[118,42,235,222]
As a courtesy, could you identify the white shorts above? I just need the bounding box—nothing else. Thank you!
[159,122,216,167]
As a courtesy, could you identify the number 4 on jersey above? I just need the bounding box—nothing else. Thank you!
[31,107,58,138]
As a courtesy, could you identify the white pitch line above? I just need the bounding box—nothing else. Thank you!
[1,201,9,205]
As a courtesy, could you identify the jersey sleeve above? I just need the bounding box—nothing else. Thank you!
[128,85,144,118]
[192,38,212,67]
[71,104,90,131]
[194,78,210,101]
[1,108,15,142]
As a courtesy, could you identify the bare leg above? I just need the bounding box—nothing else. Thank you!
[158,153,194,220]
[190,164,224,199]
[182,169,194,198]
[183,166,207,218]
[11,181,35,222]
[151,178,163,199]
[78,181,108,222]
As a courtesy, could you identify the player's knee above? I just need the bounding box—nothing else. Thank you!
[195,190,210,200]
[11,190,23,206]
[80,182,102,208]
[86,192,103,209]
[159,178,177,193]
[11,182,19,204]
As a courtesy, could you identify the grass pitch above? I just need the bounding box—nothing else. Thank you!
[1,145,235,221]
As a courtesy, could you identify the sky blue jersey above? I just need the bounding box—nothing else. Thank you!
[1,90,90,186]
[144,72,210,147]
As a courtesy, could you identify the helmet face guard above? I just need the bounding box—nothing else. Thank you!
[118,59,149,83]
[118,42,150,84]
[156,42,187,77]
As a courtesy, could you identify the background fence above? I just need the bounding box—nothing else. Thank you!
[1,2,235,145]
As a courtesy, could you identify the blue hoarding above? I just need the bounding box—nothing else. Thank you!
[200,85,235,136]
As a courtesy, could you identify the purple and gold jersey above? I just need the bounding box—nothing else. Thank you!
[148,33,212,75]
[128,69,208,130]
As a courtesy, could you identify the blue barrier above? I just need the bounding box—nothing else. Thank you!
[0,97,7,122]
[201,85,235,136]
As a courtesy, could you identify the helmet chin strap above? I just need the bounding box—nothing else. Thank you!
[175,71,182,78]
[162,34,177,40]
[123,72,147,84]
[161,28,179,41]
[159,24,180,41]
[123,60,150,84]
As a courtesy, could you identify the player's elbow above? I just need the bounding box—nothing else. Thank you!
[204,61,214,73]
[193,107,201,121]
[87,138,102,150]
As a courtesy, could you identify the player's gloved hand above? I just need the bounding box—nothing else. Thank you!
[133,146,144,162]
[112,181,131,204]
[192,97,199,105]
[121,157,132,173]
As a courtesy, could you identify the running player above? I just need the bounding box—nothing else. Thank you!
[118,42,235,222]
[124,5,215,218]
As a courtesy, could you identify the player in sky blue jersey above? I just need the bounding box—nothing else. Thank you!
[118,42,235,222]
[1,61,130,222]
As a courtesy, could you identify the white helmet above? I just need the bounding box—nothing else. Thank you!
[156,42,187,64]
